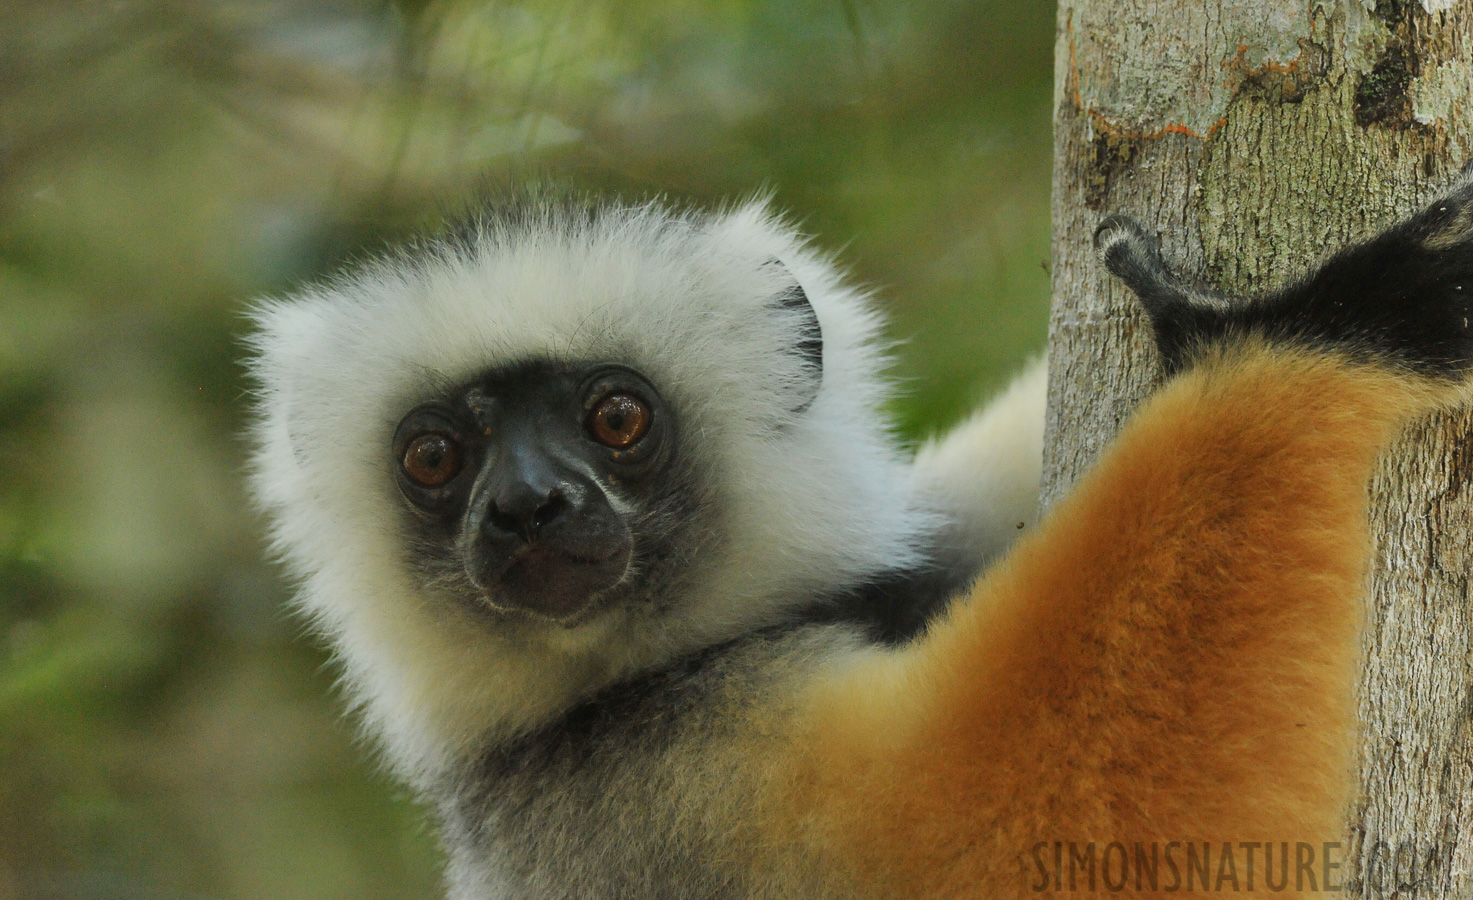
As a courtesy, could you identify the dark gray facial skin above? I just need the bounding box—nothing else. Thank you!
[391,361,692,624]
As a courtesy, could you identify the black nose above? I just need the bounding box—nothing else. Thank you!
[487,484,569,541]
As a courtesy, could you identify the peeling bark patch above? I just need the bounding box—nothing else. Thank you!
[1084,132,1140,211]
[1354,1,1430,131]
[1232,39,1330,104]
[1356,41,1418,127]
[1370,0,1412,26]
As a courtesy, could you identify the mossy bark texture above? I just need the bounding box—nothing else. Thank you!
[1047,2,1473,895]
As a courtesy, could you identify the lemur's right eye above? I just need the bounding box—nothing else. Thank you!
[587,393,652,449]
[402,433,462,487]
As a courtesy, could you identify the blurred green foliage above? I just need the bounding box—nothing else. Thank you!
[0,0,1052,896]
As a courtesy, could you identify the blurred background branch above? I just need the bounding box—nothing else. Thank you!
[0,1,1052,896]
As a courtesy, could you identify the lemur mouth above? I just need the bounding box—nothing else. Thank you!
[472,538,633,622]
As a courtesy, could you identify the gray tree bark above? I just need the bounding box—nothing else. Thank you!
[1046,2,1473,895]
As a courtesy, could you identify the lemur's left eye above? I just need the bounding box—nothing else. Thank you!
[587,393,651,449]
[402,433,462,487]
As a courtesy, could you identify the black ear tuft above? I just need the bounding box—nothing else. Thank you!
[767,259,823,413]
[778,282,824,374]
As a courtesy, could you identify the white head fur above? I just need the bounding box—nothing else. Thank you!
[246,192,933,788]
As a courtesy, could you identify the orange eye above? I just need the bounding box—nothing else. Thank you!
[402,433,462,487]
[588,393,651,449]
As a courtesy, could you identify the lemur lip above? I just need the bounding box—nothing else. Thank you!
[509,541,622,568]
[483,542,633,622]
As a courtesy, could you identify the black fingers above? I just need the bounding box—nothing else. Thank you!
[1092,216,1181,316]
[1093,216,1231,373]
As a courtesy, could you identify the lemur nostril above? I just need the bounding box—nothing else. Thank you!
[532,494,567,531]
[488,489,568,541]
[486,505,523,537]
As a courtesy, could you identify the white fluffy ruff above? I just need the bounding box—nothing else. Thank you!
[245,195,933,785]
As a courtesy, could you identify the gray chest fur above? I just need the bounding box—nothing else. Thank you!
[434,629,840,900]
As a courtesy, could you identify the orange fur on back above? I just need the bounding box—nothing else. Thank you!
[760,346,1438,898]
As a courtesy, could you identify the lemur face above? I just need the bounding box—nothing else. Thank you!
[391,360,687,624]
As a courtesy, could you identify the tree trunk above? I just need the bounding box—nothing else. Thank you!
[1046,2,1473,895]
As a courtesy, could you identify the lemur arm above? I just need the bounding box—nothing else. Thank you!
[761,187,1473,899]
[821,363,1047,644]
[911,356,1048,571]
